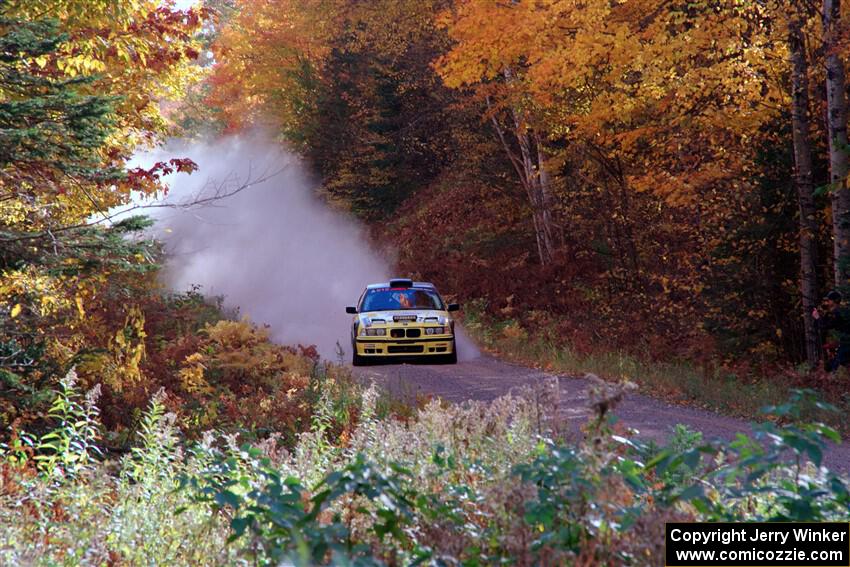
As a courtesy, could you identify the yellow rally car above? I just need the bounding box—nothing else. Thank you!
[346,278,459,365]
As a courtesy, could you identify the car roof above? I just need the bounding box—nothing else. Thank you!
[365,281,436,290]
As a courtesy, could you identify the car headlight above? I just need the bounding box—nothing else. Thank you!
[364,328,386,336]
[426,327,449,335]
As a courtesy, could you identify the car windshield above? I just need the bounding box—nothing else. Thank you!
[360,288,444,311]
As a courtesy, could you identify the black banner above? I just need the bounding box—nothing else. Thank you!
[665,523,850,566]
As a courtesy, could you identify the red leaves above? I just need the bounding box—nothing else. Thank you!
[68,6,207,71]
[125,158,198,194]
[127,6,206,39]
[169,158,199,174]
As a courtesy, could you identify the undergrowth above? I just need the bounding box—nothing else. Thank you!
[1,364,848,565]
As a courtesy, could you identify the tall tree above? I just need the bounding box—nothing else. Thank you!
[1,0,205,228]
[436,2,565,265]
[0,1,204,424]
[788,11,820,366]
[822,0,850,286]
[207,0,464,219]
[486,87,557,265]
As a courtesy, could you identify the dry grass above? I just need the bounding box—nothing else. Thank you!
[462,308,848,431]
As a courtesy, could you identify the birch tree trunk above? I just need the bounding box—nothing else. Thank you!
[533,131,558,260]
[790,16,821,366]
[824,0,850,286]
[487,73,557,266]
[512,114,555,265]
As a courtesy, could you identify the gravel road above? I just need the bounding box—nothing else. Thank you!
[353,353,850,473]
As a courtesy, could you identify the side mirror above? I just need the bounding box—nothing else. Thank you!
[447,303,460,312]
[346,306,357,314]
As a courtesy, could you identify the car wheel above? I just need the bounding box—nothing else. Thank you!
[443,341,457,364]
[353,351,366,366]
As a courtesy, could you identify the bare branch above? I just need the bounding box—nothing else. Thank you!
[0,163,287,244]
[486,95,528,189]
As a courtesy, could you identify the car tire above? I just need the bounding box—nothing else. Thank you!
[353,351,367,366]
[443,341,457,364]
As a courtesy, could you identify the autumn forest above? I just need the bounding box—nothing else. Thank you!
[201,0,850,369]
[4,0,850,565]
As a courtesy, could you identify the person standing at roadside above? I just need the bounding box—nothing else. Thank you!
[812,290,850,371]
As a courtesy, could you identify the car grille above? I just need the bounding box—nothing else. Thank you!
[388,345,424,354]
[390,328,421,338]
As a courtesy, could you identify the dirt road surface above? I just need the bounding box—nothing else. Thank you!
[353,354,850,473]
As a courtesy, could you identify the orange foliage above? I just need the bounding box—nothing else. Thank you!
[206,0,339,134]
[436,0,787,205]
[202,0,838,365]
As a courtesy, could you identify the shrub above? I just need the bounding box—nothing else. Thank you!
[0,381,236,566]
[1,365,848,566]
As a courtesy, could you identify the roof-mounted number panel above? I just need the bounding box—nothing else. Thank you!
[388,278,413,288]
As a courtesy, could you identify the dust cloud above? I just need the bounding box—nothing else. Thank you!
[131,135,480,362]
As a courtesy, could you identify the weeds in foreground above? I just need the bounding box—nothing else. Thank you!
[0,371,235,565]
[0,367,847,565]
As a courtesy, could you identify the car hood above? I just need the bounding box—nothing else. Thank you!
[359,310,447,324]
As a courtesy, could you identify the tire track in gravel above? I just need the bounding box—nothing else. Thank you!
[353,354,850,473]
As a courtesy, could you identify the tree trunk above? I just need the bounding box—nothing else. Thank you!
[824,0,850,286]
[533,131,557,250]
[789,16,820,366]
[508,109,556,266]
[489,67,557,266]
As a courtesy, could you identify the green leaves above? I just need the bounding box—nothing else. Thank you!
[761,388,840,421]
[6,362,850,565]
[0,17,119,185]
[184,447,416,565]
[12,368,104,480]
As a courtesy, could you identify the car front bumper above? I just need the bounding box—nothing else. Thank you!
[354,336,454,357]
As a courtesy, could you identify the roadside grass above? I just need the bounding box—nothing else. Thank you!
[4,358,849,564]
[461,301,849,432]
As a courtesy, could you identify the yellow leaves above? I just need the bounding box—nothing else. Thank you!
[205,318,270,349]
[59,53,108,77]
[1,1,206,226]
[614,126,662,153]
[106,305,147,391]
[208,0,341,131]
[179,352,210,394]
[10,304,22,318]
[1,267,69,317]
[208,334,281,373]
[435,0,540,88]
[436,0,785,208]
[113,328,126,348]
[502,322,528,342]
[185,352,205,365]
[0,199,29,227]
[40,294,59,313]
